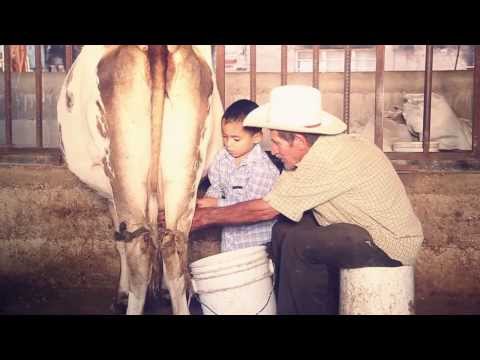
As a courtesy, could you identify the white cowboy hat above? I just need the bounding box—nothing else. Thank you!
[243,85,347,135]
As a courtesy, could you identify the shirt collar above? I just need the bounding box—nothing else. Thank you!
[294,134,347,170]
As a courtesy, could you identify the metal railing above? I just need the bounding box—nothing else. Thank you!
[214,45,480,171]
[1,45,479,170]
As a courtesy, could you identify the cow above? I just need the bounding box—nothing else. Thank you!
[56,45,224,315]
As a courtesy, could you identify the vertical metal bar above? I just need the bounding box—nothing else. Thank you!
[473,46,480,157]
[313,45,319,88]
[35,45,43,148]
[374,45,385,149]
[343,45,352,132]
[215,45,225,108]
[65,45,73,72]
[422,45,433,153]
[281,45,287,85]
[250,45,256,102]
[3,45,13,147]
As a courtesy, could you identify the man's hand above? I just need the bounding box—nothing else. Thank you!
[196,197,218,208]
[158,206,212,233]
[191,207,212,231]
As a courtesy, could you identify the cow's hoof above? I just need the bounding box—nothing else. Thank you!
[159,289,171,306]
[110,301,127,315]
[110,293,128,314]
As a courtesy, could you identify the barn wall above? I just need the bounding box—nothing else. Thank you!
[1,164,479,313]
[0,165,220,290]
[0,70,474,146]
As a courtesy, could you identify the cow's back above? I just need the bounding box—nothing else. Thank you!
[57,45,113,199]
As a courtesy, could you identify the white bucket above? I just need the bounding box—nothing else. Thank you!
[339,266,415,315]
[190,245,277,315]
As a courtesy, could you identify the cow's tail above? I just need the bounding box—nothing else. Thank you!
[146,45,168,298]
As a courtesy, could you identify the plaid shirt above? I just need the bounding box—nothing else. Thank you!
[205,144,280,252]
[264,134,424,265]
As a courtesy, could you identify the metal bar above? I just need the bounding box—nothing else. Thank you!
[281,45,287,85]
[0,147,63,165]
[473,46,480,158]
[374,45,385,149]
[3,45,13,147]
[250,45,256,102]
[215,45,225,108]
[313,45,319,88]
[387,151,474,161]
[393,160,480,173]
[65,45,73,72]
[422,45,433,154]
[343,45,352,132]
[35,45,43,148]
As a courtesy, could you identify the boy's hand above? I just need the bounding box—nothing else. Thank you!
[197,197,218,208]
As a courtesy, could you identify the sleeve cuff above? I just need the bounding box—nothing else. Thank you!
[264,193,302,222]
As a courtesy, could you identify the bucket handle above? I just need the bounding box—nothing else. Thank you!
[192,259,276,315]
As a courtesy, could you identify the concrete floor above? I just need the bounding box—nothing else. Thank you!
[1,280,480,315]
[0,281,203,315]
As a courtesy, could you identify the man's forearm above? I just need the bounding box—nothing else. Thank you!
[192,199,279,230]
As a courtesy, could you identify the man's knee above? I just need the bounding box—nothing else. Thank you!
[330,223,373,244]
[329,223,402,267]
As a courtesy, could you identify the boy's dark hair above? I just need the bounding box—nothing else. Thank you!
[222,99,262,135]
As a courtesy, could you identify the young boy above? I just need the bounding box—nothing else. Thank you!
[197,99,280,252]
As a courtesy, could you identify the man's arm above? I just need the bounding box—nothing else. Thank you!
[191,199,279,231]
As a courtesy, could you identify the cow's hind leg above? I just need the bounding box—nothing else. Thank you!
[109,202,130,314]
[97,45,153,315]
[125,235,152,314]
[160,46,214,315]
[161,230,189,315]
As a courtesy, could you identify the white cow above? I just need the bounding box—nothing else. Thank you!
[57,45,223,314]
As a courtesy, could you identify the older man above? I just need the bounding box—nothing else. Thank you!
[192,85,424,315]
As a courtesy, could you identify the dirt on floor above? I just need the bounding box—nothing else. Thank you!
[1,277,480,315]
[0,278,203,315]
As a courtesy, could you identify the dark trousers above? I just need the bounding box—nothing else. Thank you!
[269,212,402,315]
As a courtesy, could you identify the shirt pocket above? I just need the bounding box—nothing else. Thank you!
[228,177,248,202]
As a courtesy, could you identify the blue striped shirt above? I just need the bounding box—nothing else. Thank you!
[205,144,280,252]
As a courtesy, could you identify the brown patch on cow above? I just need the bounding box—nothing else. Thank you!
[65,60,77,87]
[65,90,74,111]
[146,45,168,195]
[166,46,213,100]
[64,60,78,112]
[94,99,109,139]
[58,124,66,156]
[96,115,107,139]
[197,57,213,99]
[102,156,114,181]
[97,46,151,109]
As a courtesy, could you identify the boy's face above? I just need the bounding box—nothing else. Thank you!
[222,121,261,160]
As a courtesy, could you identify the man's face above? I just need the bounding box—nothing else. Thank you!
[270,130,309,170]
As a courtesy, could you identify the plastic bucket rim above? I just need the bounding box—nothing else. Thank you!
[191,257,271,280]
[192,270,274,295]
[190,245,268,269]
[190,252,269,275]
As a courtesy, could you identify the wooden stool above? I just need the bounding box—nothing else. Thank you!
[339,266,415,315]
